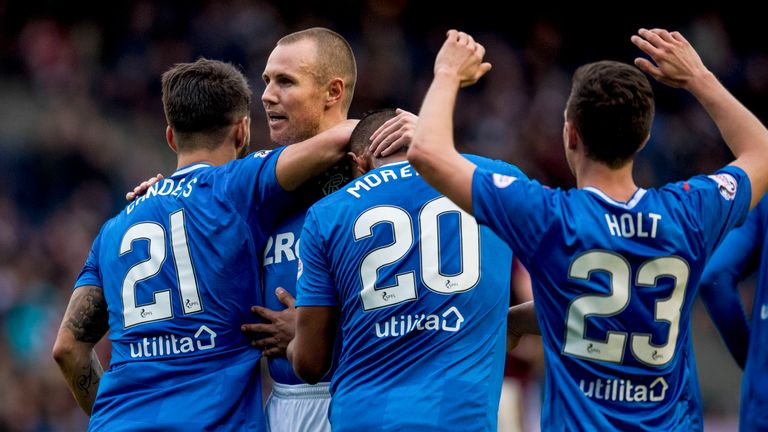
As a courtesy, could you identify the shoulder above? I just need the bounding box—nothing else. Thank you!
[462,153,528,180]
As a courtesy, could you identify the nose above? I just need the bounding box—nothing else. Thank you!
[262,82,277,106]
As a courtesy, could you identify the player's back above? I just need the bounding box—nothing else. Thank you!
[472,166,751,431]
[298,156,524,432]
[80,150,288,431]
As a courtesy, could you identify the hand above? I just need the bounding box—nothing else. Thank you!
[435,30,492,88]
[631,28,709,89]
[368,109,418,157]
[240,288,296,357]
[125,173,164,201]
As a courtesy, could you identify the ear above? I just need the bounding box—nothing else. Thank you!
[325,78,344,109]
[234,116,250,151]
[347,151,369,178]
[564,121,579,150]
[166,126,178,154]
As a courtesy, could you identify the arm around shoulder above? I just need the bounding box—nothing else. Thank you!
[275,120,357,192]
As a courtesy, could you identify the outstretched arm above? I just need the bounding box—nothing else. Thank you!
[52,285,109,415]
[276,120,358,192]
[408,30,492,214]
[632,28,768,209]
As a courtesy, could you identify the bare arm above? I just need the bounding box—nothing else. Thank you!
[507,301,540,350]
[407,30,492,214]
[276,120,358,192]
[632,28,768,209]
[52,285,109,415]
[287,306,338,385]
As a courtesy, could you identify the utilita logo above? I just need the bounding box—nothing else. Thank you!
[129,325,217,358]
[374,306,464,338]
[579,376,669,403]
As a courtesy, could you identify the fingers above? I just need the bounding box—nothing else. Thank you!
[670,31,686,43]
[369,116,402,150]
[250,305,277,321]
[631,34,662,58]
[370,110,417,157]
[126,174,164,202]
[633,57,661,80]
[241,323,273,336]
[262,345,286,357]
[275,287,295,308]
[379,136,409,157]
[250,336,278,349]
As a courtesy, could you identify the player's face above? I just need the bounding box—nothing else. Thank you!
[262,39,327,146]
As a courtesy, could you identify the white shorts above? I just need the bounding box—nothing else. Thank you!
[265,381,332,432]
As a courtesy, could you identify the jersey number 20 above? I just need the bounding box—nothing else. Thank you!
[354,197,480,311]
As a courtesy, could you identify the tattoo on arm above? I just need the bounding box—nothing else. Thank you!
[64,286,109,343]
[77,352,102,396]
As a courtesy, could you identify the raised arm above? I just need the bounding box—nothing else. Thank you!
[276,119,358,192]
[632,28,768,209]
[52,285,109,415]
[408,30,492,214]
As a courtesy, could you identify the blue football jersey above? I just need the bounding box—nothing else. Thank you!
[472,165,751,431]
[74,148,289,432]
[701,197,768,431]
[262,209,314,385]
[735,199,768,432]
[296,156,526,432]
[262,163,353,385]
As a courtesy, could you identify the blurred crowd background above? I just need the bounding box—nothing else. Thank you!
[0,1,765,430]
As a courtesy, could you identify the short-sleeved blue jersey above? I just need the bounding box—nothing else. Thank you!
[296,156,525,432]
[472,165,751,431]
[75,148,288,432]
[261,164,352,385]
[700,197,768,431]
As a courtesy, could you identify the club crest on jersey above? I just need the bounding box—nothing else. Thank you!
[296,257,303,280]
[707,173,737,200]
[253,149,272,158]
[492,173,517,189]
[323,173,347,196]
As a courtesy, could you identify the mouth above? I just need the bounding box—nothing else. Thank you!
[266,112,287,127]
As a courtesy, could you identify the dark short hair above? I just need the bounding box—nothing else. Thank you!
[161,58,252,151]
[278,28,357,113]
[565,60,654,168]
[349,109,397,156]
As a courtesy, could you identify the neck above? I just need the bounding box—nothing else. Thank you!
[176,146,236,170]
[576,158,638,202]
[372,151,407,169]
[317,111,347,135]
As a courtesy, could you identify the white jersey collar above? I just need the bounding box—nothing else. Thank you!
[584,187,647,210]
[172,163,211,178]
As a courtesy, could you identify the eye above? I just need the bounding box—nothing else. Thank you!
[277,77,294,86]
[262,75,270,85]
